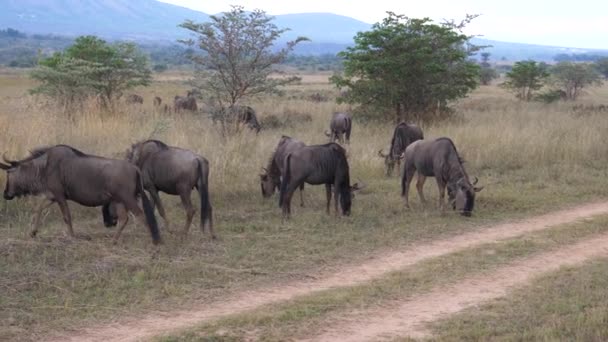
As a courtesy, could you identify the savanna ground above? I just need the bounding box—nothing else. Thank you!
[1,67,608,341]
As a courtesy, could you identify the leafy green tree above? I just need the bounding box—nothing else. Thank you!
[595,57,608,79]
[180,6,308,135]
[30,36,151,112]
[501,61,549,101]
[331,13,481,123]
[550,62,602,100]
[479,52,498,85]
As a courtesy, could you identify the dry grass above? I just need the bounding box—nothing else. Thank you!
[1,71,608,340]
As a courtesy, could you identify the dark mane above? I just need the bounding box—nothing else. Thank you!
[142,139,169,150]
[55,144,88,157]
[435,137,464,164]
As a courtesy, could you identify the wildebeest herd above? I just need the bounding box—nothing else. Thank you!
[0,106,483,246]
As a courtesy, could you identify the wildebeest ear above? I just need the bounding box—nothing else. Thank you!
[474,186,484,193]
[378,149,388,158]
[259,174,268,180]
[0,162,11,170]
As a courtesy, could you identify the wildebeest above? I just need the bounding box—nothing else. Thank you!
[260,135,306,206]
[233,105,261,133]
[126,94,144,104]
[401,138,483,216]
[0,145,160,244]
[153,96,162,107]
[174,94,198,112]
[104,140,214,238]
[325,112,352,144]
[378,122,424,176]
[279,143,364,218]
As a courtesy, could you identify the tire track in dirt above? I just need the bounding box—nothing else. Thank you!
[49,201,608,342]
[307,232,608,342]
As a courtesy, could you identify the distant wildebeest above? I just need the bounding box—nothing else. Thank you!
[232,105,261,133]
[260,135,306,206]
[153,96,162,107]
[401,138,483,216]
[0,145,161,244]
[103,140,214,238]
[174,94,198,112]
[126,94,144,104]
[279,143,364,218]
[378,122,424,177]
[325,112,352,144]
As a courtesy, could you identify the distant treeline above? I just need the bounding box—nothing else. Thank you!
[0,28,344,71]
[554,53,608,62]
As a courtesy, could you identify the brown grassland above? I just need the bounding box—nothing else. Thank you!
[1,67,608,341]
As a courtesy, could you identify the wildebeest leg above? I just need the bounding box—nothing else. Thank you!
[299,184,305,207]
[436,179,447,213]
[56,199,75,238]
[325,184,332,214]
[111,204,129,245]
[402,168,415,209]
[120,198,150,242]
[416,174,428,205]
[30,197,55,238]
[149,188,170,232]
[179,190,195,236]
[333,180,340,216]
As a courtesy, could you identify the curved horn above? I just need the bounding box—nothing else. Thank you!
[2,152,17,166]
[353,179,367,191]
[472,176,479,185]
[378,149,389,158]
[0,162,11,170]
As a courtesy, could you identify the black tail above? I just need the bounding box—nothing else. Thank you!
[197,159,211,231]
[401,166,407,196]
[102,203,117,228]
[279,153,292,208]
[137,172,161,245]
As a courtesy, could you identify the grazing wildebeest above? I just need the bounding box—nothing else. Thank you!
[279,143,363,218]
[126,94,144,104]
[104,140,214,238]
[378,122,424,177]
[401,138,483,216]
[260,135,306,206]
[232,105,261,133]
[0,145,160,244]
[174,94,198,112]
[153,96,162,107]
[325,112,352,144]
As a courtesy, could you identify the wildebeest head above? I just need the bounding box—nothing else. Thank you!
[340,182,366,216]
[378,150,404,177]
[448,177,484,217]
[0,152,46,200]
[259,168,280,198]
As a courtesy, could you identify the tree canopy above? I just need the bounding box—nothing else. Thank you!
[30,35,151,113]
[331,13,481,123]
[180,6,308,135]
[501,60,549,101]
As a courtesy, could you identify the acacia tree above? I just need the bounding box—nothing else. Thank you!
[479,52,498,85]
[501,60,549,101]
[180,6,308,135]
[551,62,602,100]
[30,36,151,113]
[331,13,481,123]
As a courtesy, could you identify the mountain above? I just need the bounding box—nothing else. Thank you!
[0,0,209,40]
[2,0,607,60]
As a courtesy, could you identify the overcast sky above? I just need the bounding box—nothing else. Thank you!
[158,0,608,49]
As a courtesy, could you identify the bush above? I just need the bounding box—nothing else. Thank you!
[534,90,564,104]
